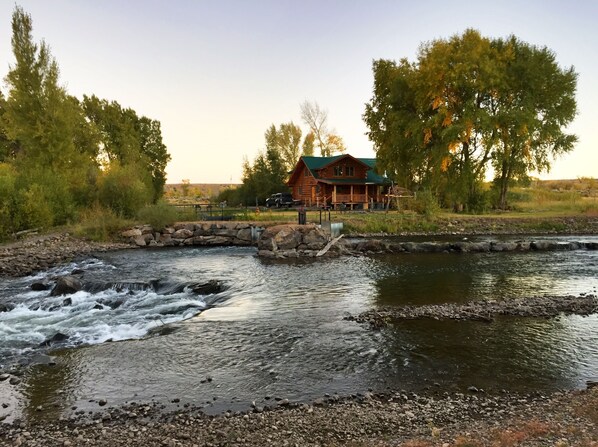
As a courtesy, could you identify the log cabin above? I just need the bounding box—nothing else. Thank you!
[287,154,391,209]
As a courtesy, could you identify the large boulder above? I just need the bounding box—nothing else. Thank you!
[173,228,194,239]
[236,228,253,242]
[133,235,147,247]
[50,275,83,296]
[257,225,329,256]
[257,227,278,251]
[302,228,328,248]
[273,226,303,250]
[121,228,142,238]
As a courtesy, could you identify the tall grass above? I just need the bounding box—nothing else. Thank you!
[73,205,132,241]
[342,212,439,234]
[136,201,179,231]
[507,186,598,216]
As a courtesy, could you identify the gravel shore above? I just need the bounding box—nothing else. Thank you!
[1,388,596,446]
[345,294,598,328]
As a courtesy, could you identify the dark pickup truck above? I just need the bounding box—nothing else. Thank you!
[265,193,301,208]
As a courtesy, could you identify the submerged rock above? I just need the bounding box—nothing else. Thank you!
[31,281,50,291]
[50,275,83,296]
[39,332,70,347]
[0,303,12,313]
[190,280,225,295]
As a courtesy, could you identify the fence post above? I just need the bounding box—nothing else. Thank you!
[298,208,306,225]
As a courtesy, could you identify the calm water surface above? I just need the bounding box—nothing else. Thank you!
[1,237,597,421]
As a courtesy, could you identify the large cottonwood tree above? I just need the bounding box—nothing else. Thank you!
[364,29,577,210]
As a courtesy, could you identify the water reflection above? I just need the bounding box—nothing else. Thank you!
[370,250,597,306]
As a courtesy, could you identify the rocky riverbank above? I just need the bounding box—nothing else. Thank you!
[0,387,596,446]
[345,294,598,329]
[0,233,130,278]
[2,217,596,277]
[341,237,598,256]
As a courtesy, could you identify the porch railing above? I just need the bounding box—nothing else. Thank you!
[334,193,367,203]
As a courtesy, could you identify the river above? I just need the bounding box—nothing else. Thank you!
[1,236,597,421]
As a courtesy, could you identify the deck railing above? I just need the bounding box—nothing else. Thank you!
[334,193,367,203]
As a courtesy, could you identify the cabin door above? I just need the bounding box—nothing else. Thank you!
[311,186,316,206]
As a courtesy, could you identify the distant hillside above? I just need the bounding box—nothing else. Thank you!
[164,183,240,201]
[534,178,598,196]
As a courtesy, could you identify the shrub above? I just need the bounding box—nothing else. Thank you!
[14,167,77,227]
[467,188,492,213]
[98,164,152,218]
[136,201,179,231]
[0,164,17,239]
[73,204,131,241]
[408,190,440,218]
[16,183,54,230]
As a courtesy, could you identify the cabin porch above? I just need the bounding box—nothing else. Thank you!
[319,183,385,210]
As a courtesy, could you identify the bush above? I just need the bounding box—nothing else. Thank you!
[14,184,54,230]
[73,205,131,241]
[467,188,492,213]
[13,167,77,227]
[136,201,179,231]
[0,164,17,239]
[407,190,440,218]
[98,164,152,218]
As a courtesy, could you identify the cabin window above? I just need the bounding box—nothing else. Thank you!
[304,168,310,177]
[345,166,354,176]
[333,166,343,176]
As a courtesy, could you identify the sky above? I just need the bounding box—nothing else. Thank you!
[0,0,596,184]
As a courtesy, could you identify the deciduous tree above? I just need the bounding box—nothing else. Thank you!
[300,100,346,157]
[364,29,577,210]
[490,37,577,208]
[264,122,303,171]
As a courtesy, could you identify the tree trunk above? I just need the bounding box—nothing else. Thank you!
[498,160,510,209]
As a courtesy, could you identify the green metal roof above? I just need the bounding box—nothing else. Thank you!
[301,155,345,170]
[300,155,389,185]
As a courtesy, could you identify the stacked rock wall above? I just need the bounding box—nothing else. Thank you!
[121,222,261,247]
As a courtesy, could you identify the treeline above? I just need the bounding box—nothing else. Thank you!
[364,29,577,211]
[220,101,346,206]
[0,6,170,239]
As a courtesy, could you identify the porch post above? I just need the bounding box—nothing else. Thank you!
[350,185,353,203]
[333,185,337,206]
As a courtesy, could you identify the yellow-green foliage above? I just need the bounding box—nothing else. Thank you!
[0,164,17,239]
[136,201,179,231]
[17,184,53,230]
[508,184,598,216]
[402,190,441,217]
[73,205,132,242]
[98,164,152,218]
